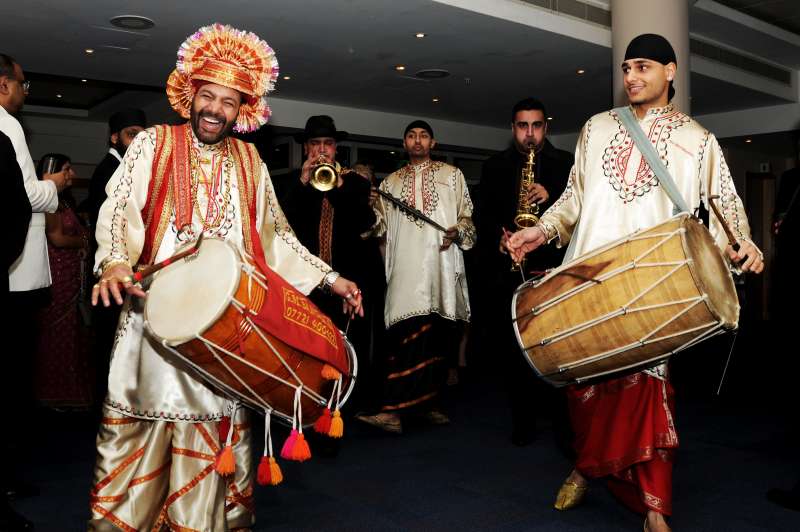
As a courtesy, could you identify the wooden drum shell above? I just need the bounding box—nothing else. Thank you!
[512,215,738,387]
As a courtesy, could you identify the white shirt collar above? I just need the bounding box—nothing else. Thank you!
[109,147,123,163]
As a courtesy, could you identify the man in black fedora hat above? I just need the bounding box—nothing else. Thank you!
[273,116,379,410]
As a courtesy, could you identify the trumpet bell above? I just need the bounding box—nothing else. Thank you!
[311,162,339,191]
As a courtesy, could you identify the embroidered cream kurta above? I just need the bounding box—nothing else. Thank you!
[373,160,476,328]
[538,104,755,381]
[540,104,753,261]
[94,128,330,421]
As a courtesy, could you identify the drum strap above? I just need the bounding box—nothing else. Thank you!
[614,106,691,216]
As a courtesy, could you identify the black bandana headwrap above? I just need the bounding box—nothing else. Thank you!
[404,119,434,139]
[624,33,677,101]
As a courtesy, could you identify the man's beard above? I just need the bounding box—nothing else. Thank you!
[190,107,234,145]
[111,139,127,156]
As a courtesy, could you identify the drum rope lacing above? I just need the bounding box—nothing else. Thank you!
[564,324,726,384]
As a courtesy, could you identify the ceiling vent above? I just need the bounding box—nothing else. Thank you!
[415,69,450,79]
[110,15,155,31]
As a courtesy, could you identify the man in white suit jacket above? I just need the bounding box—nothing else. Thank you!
[0,53,68,528]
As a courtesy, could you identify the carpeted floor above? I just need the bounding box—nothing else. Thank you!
[10,323,800,531]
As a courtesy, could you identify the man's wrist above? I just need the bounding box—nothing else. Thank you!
[97,257,130,278]
[319,270,340,294]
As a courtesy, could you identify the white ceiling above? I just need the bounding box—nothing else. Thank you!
[1,0,797,134]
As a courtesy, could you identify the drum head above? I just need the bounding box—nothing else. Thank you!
[682,217,739,328]
[145,238,241,345]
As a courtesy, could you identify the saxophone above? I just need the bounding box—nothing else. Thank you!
[514,143,540,228]
[510,144,539,273]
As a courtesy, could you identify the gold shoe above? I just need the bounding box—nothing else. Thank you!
[355,413,403,434]
[423,410,451,425]
[553,480,588,510]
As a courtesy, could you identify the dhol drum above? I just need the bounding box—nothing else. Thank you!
[512,214,738,387]
[144,238,357,425]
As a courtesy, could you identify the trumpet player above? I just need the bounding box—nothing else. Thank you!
[274,114,377,379]
[476,97,573,448]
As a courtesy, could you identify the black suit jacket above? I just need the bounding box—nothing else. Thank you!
[272,169,381,324]
[87,151,122,234]
[476,138,574,282]
[1,131,32,294]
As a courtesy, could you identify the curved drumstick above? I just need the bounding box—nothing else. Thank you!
[707,195,740,253]
[132,233,205,283]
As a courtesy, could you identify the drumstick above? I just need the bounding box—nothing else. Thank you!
[503,227,526,282]
[132,233,205,283]
[707,195,740,253]
[375,188,448,233]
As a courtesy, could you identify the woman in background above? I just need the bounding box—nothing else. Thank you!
[34,153,93,409]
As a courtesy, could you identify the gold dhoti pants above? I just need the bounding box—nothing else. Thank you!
[88,406,254,531]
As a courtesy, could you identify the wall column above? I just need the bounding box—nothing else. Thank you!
[611,0,691,113]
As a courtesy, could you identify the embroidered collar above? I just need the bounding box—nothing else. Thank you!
[409,159,433,172]
[630,103,675,121]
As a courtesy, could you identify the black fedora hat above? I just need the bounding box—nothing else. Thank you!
[293,115,348,143]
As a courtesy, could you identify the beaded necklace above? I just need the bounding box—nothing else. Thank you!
[189,139,232,231]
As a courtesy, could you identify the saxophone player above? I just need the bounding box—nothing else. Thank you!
[475,98,573,447]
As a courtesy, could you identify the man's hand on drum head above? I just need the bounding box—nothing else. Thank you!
[505,225,547,264]
[727,240,764,274]
[332,276,364,318]
[91,264,147,307]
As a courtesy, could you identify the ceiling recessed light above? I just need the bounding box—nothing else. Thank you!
[56,94,62,98]
[283,75,291,80]
[85,48,94,54]
[390,151,396,155]
[110,15,155,30]
[432,97,439,103]
[745,138,752,143]
[576,69,585,75]
[547,117,553,120]
[415,32,426,38]
[395,65,406,71]
[81,79,87,82]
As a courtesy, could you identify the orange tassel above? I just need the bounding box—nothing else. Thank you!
[314,408,332,435]
[328,409,344,438]
[290,432,312,462]
[280,429,299,460]
[268,457,283,485]
[257,456,282,486]
[321,364,341,380]
[214,444,236,476]
[257,456,272,485]
[218,416,231,444]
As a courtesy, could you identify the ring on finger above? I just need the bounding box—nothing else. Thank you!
[122,275,133,284]
[100,279,109,284]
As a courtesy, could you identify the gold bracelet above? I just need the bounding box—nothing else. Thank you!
[98,258,130,278]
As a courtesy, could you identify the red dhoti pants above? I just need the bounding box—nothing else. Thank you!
[567,371,678,515]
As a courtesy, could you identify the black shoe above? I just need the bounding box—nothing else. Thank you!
[767,487,800,511]
[0,499,34,531]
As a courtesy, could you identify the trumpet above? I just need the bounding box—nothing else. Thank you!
[513,143,540,228]
[311,157,341,191]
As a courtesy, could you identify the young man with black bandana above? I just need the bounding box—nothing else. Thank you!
[357,120,476,434]
[505,33,763,532]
